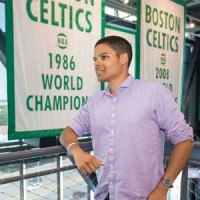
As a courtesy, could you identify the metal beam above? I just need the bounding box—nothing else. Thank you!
[187,1,200,8]
[106,0,136,15]
[187,26,200,34]
[190,32,200,38]
[106,15,136,29]
[187,14,200,23]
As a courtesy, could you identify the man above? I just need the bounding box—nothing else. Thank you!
[60,36,193,200]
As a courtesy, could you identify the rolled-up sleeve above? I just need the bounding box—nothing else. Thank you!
[154,84,193,145]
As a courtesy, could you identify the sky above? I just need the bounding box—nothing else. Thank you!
[0,3,6,100]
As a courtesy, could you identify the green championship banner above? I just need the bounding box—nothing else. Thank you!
[105,25,136,77]
[137,0,186,105]
[6,0,105,139]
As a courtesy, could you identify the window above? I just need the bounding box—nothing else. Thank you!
[0,3,8,143]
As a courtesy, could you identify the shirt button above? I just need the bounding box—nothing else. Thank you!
[111,113,115,117]
[111,130,114,133]
[113,97,117,101]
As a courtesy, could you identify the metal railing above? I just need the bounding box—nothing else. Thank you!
[0,140,200,200]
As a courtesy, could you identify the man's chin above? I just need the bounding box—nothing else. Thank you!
[97,77,104,82]
[97,79,107,83]
[97,76,108,83]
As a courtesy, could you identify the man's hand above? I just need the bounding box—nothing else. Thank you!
[147,182,168,200]
[72,147,104,174]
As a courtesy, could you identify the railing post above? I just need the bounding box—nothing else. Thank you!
[57,156,63,200]
[87,186,91,200]
[180,165,188,200]
[20,161,27,200]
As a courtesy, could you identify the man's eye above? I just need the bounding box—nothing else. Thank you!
[101,55,109,60]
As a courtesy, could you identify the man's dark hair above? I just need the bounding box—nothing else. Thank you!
[95,35,133,67]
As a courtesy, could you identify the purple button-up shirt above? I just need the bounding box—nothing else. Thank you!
[69,75,193,200]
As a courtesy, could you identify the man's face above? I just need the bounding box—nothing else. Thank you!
[93,44,124,83]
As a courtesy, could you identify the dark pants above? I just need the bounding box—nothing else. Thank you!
[104,194,109,200]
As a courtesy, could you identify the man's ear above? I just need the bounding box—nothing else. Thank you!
[120,53,129,65]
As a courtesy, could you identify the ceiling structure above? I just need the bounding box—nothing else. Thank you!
[106,0,200,39]
[185,0,200,35]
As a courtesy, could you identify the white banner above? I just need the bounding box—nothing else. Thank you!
[7,0,104,139]
[138,0,185,105]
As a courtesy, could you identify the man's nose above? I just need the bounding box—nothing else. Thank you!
[94,58,101,68]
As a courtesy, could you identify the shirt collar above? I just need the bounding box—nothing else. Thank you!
[104,74,134,96]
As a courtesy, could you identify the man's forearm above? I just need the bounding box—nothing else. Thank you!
[163,140,193,182]
[148,140,193,199]
[60,126,79,151]
[60,126,104,174]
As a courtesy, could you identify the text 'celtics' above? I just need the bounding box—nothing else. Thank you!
[26,0,94,33]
